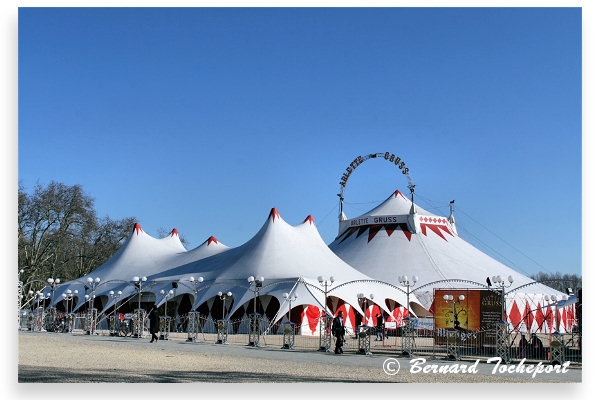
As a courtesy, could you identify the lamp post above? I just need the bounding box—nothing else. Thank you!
[216,291,232,344]
[186,276,204,342]
[46,277,61,305]
[131,276,148,338]
[33,292,45,331]
[398,275,418,324]
[356,292,374,323]
[132,276,147,310]
[443,294,465,361]
[108,290,122,317]
[44,278,61,331]
[490,275,514,363]
[443,294,466,328]
[159,289,174,317]
[356,292,374,354]
[64,290,72,313]
[490,275,513,322]
[282,292,298,322]
[281,292,298,349]
[317,275,335,351]
[550,295,558,333]
[85,277,101,309]
[45,292,51,309]
[64,289,78,314]
[108,290,121,336]
[85,277,101,335]
[317,275,335,315]
[159,289,174,340]
[547,294,568,333]
[247,275,264,347]
[36,291,45,309]
[217,291,233,320]
[66,289,78,331]
[188,276,204,308]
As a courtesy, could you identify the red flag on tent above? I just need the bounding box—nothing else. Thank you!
[523,302,533,332]
[509,301,521,330]
[567,306,574,330]
[545,308,554,333]
[535,303,545,332]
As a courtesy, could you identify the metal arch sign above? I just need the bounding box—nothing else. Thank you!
[338,152,414,202]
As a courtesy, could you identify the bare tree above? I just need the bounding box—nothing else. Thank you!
[530,271,581,293]
[18,181,135,284]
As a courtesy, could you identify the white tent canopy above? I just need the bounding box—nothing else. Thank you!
[49,225,230,311]
[51,209,417,325]
[148,209,416,321]
[329,189,569,330]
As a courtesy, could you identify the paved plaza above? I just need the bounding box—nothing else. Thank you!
[18,332,581,383]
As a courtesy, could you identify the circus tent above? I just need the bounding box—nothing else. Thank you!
[46,188,575,335]
[50,208,418,335]
[50,225,230,312]
[329,190,574,333]
[146,208,419,333]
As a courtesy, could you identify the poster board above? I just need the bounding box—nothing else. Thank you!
[433,289,502,346]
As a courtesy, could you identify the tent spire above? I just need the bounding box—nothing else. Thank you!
[337,193,346,222]
[448,200,455,223]
[408,184,417,215]
[448,200,458,236]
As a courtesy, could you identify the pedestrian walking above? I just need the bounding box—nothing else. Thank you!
[149,305,160,343]
[376,313,384,341]
[332,311,345,354]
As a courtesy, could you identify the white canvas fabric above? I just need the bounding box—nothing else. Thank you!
[52,209,418,323]
[329,190,567,331]
[50,226,229,311]
[147,209,416,320]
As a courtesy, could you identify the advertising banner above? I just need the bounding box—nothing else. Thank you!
[433,289,502,346]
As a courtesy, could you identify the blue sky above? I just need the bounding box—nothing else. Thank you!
[18,7,581,276]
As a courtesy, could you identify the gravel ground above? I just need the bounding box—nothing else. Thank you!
[18,332,579,383]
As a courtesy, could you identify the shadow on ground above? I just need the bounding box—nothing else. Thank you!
[18,365,397,383]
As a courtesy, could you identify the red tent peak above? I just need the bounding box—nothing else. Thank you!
[133,223,143,235]
[207,236,219,246]
[269,208,281,223]
[303,215,315,225]
[170,228,178,237]
[393,190,407,200]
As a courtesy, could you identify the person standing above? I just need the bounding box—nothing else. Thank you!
[376,313,384,341]
[355,312,363,339]
[332,311,345,354]
[530,333,544,360]
[149,304,160,343]
[518,334,529,358]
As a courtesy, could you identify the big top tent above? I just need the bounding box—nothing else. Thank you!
[50,208,420,335]
[329,189,574,333]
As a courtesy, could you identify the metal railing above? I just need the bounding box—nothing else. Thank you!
[20,311,581,366]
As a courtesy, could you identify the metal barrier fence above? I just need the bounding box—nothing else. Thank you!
[20,311,582,366]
